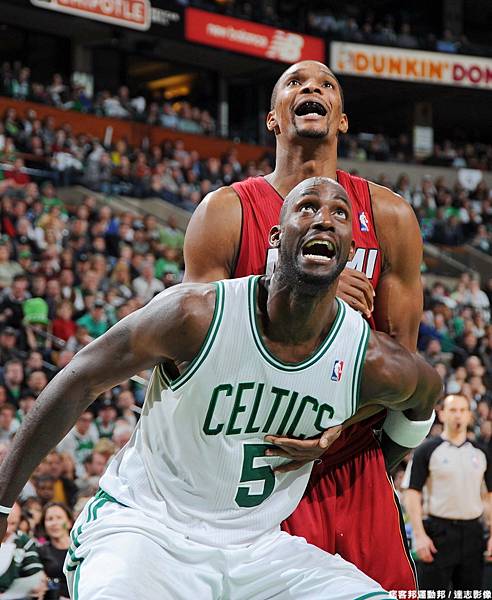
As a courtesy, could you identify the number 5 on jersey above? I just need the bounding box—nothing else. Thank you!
[235,444,275,508]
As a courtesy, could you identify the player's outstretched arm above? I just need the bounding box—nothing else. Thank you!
[355,331,441,463]
[359,330,441,414]
[369,183,428,470]
[0,283,215,528]
[183,187,242,283]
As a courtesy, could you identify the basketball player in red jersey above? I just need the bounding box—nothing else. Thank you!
[184,61,429,591]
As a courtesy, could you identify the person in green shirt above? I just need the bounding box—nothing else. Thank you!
[40,182,65,213]
[0,502,46,598]
[158,216,184,250]
[76,300,109,339]
[154,247,181,280]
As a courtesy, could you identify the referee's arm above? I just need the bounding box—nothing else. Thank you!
[403,441,436,563]
[484,448,492,556]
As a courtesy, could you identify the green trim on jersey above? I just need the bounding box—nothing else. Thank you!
[352,319,371,415]
[160,281,225,391]
[66,489,117,572]
[248,276,345,372]
[73,561,82,600]
[353,593,391,600]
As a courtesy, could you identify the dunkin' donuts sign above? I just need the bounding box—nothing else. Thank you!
[331,42,492,90]
[31,0,151,31]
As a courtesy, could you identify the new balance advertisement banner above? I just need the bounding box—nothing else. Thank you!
[330,42,492,90]
[185,7,325,64]
[30,0,183,34]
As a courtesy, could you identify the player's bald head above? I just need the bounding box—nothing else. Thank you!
[270,61,344,110]
[280,176,350,223]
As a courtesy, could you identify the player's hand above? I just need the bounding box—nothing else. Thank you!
[414,532,437,563]
[337,268,374,319]
[486,534,492,560]
[264,425,342,474]
[29,572,48,599]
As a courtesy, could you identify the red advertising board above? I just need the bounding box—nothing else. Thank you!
[185,7,324,64]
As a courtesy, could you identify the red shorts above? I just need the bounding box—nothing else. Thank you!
[281,421,417,592]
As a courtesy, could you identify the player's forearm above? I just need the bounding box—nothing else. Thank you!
[487,493,492,535]
[0,365,96,507]
[403,489,426,537]
[391,355,441,415]
[380,432,411,473]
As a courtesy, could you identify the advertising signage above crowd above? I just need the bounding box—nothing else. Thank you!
[330,42,492,91]
[29,0,182,33]
[184,7,325,64]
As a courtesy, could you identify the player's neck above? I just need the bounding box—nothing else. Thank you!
[260,274,339,346]
[266,141,338,198]
[441,428,467,445]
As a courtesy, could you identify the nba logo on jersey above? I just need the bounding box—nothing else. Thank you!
[331,360,344,382]
[358,212,369,232]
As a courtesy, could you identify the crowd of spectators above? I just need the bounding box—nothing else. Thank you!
[2,104,492,216]
[0,169,187,594]
[0,62,216,136]
[0,125,492,594]
[2,60,492,170]
[384,173,492,253]
[0,103,273,206]
[339,133,492,173]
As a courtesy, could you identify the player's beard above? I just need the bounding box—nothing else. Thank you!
[277,245,347,296]
[293,122,328,139]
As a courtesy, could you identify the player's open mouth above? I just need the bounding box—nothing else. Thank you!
[294,100,327,119]
[301,239,336,263]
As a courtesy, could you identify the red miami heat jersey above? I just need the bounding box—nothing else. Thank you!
[232,171,382,322]
[232,171,384,460]
[231,173,417,591]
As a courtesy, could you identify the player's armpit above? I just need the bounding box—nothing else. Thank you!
[369,183,423,352]
[183,186,242,283]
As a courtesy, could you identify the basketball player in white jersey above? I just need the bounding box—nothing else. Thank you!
[0,178,440,600]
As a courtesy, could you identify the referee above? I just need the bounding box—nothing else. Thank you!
[404,394,492,591]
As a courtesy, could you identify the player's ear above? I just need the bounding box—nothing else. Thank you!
[269,225,281,247]
[338,112,348,135]
[266,110,280,135]
[347,239,356,261]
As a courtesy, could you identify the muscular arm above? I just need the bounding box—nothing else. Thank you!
[359,330,441,415]
[403,488,437,562]
[369,183,423,351]
[183,186,242,283]
[0,284,215,509]
[404,489,426,537]
[370,183,427,470]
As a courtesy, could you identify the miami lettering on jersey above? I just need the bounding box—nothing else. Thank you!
[266,247,379,280]
[203,382,335,439]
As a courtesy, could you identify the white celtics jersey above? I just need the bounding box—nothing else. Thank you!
[101,276,370,546]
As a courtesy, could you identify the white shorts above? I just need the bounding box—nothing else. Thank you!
[65,490,390,600]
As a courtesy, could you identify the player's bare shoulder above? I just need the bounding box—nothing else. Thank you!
[184,185,242,282]
[142,282,218,363]
[368,181,419,230]
[360,328,418,404]
[368,180,422,268]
